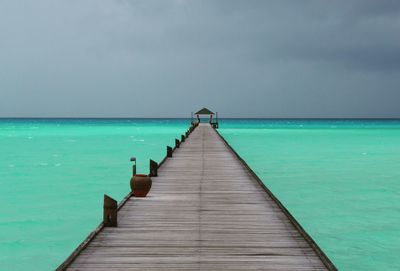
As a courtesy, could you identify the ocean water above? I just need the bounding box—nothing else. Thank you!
[0,119,188,270]
[219,119,400,271]
[1,119,400,270]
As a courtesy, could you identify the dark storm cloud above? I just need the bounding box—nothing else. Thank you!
[205,0,400,71]
[0,0,399,117]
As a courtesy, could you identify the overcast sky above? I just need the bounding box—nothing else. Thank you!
[1,0,400,118]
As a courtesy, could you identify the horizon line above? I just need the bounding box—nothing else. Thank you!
[1,117,400,120]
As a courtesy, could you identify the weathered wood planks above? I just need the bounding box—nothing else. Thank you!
[59,123,336,271]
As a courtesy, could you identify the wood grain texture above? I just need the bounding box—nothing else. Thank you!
[63,123,332,270]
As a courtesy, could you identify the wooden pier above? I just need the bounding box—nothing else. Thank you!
[58,123,336,271]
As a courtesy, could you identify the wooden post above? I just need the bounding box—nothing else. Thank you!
[175,138,180,148]
[185,131,189,138]
[167,146,173,157]
[150,159,158,177]
[130,157,136,176]
[181,134,185,142]
[103,194,117,227]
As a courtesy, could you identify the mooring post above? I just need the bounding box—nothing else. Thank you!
[175,138,180,148]
[149,159,158,177]
[181,134,185,142]
[167,146,173,157]
[130,157,136,176]
[103,194,117,227]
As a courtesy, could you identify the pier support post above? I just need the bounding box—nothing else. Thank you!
[150,159,158,177]
[103,194,117,227]
[167,146,173,157]
[175,139,180,148]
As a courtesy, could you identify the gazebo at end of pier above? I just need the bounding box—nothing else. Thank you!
[192,107,219,128]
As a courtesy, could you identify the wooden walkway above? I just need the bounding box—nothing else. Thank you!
[60,123,336,271]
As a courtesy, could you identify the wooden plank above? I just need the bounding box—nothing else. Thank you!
[58,123,336,270]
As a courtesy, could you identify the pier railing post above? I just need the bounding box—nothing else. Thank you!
[175,138,180,148]
[167,146,173,157]
[103,194,117,227]
[181,134,185,142]
[150,159,158,177]
[130,157,136,176]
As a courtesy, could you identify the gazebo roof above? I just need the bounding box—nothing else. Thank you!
[195,107,214,115]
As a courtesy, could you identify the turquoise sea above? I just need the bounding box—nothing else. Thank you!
[220,119,400,271]
[0,119,188,270]
[1,119,400,270]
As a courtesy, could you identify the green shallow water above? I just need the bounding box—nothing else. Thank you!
[1,119,400,270]
[219,119,400,271]
[0,119,188,270]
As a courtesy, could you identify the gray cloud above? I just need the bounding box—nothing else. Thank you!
[0,0,399,118]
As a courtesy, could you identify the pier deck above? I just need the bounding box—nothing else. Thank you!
[62,123,335,270]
